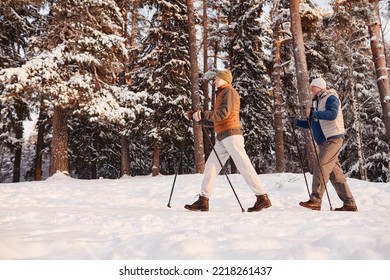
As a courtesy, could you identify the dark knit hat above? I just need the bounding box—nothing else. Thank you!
[216,69,233,84]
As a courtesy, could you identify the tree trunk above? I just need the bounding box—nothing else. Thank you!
[202,0,211,160]
[223,4,239,173]
[187,0,205,174]
[117,0,132,177]
[12,121,23,182]
[272,0,285,173]
[209,5,221,147]
[0,146,5,181]
[229,158,237,174]
[290,0,315,172]
[121,134,131,176]
[273,40,285,173]
[34,101,45,181]
[90,161,97,179]
[50,105,69,176]
[368,0,390,181]
[152,143,160,176]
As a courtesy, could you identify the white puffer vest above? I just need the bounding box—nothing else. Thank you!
[317,89,345,139]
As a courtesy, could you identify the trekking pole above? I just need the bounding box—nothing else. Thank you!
[306,118,334,211]
[167,125,190,208]
[289,121,311,198]
[201,124,245,212]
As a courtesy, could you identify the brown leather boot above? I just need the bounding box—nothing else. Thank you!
[248,194,272,212]
[299,200,321,211]
[184,196,209,212]
[335,204,358,212]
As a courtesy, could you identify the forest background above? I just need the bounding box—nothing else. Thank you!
[0,0,389,184]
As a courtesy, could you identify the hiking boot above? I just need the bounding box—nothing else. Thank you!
[184,195,209,212]
[248,194,272,212]
[299,200,321,211]
[335,204,358,212]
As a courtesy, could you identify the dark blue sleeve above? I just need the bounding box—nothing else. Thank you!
[312,95,339,121]
[295,119,309,129]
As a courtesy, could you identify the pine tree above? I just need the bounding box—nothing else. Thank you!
[289,0,318,172]
[0,0,45,182]
[266,0,297,173]
[303,0,388,182]
[367,0,390,182]
[318,1,372,181]
[187,0,205,174]
[130,0,193,176]
[69,116,121,179]
[203,0,228,156]
[229,0,273,172]
[1,0,146,177]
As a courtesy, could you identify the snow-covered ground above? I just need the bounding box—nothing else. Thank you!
[0,172,389,279]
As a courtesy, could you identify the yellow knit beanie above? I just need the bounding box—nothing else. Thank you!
[216,69,233,84]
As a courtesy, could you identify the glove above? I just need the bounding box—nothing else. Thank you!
[287,115,296,124]
[193,111,203,122]
[306,108,314,118]
[185,110,203,121]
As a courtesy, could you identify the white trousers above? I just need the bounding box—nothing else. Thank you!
[200,134,266,198]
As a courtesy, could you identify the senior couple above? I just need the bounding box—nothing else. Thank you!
[184,70,357,213]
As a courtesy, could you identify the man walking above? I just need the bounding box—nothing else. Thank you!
[291,77,358,211]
